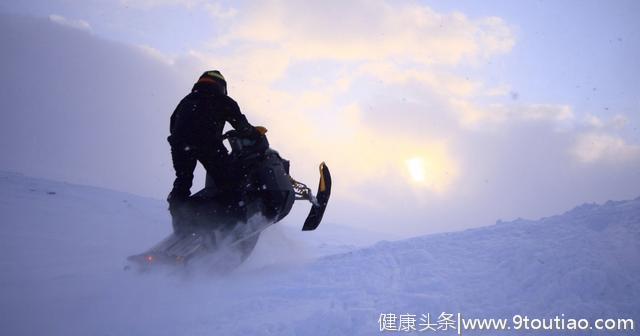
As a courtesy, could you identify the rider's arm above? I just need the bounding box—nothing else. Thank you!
[224,97,259,137]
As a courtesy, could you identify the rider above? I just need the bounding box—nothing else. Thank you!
[167,70,259,206]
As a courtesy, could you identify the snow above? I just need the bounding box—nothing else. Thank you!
[0,171,638,335]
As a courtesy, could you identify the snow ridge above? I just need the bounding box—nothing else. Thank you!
[0,172,638,335]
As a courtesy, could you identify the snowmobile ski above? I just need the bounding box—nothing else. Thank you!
[302,162,331,231]
[125,217,269,272]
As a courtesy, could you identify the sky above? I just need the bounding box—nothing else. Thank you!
[1,0,639,237]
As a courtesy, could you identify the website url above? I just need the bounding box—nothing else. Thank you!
[378,312,636,333]
[462,314,635,332]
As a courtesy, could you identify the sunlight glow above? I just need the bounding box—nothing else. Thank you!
[406,157,427,183]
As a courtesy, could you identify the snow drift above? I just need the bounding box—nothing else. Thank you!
[0,171,638,335]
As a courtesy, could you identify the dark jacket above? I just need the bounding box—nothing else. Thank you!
[168,82,255,152]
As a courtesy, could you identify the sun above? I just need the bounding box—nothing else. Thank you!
[405,157,427,183]
[402,151,458,195]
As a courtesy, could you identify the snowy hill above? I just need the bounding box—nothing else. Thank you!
[0,172,638,335]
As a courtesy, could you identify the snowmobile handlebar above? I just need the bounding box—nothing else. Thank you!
[223,129,270,157]
[221,129,241,140]
[222,126,266,140]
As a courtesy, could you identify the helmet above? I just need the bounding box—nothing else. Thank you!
[199,70,226,83]
[197,70,227,95]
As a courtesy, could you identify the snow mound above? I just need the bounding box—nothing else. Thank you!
[0,172,638,335]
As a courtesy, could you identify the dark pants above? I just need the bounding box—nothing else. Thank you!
[169,144,235,233]
[170,143,233,197]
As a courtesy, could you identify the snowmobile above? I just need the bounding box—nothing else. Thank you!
[126,128,331,272]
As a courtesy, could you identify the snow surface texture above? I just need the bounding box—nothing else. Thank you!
[0,171,638,335]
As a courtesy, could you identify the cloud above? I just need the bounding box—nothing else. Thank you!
[583,114,629,130]
[48,14,91,32]
[118,0,237,18]
[572,133,640,163]
[193,1,515,187]
[455,103,575,127]
[203,2,237,18]
[136,44,176,65]
[119,0,202,9]
[0,14,198,198]
[180,0,638,235]
[217,0,514,66]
